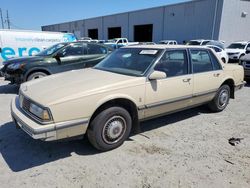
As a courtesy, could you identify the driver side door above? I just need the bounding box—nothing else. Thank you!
[52,43,87,73]
[144,50,193,118]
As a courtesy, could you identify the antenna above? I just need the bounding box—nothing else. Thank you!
[6,10,10,29]
[0,8,4,29]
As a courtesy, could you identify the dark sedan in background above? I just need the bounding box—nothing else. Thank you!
[0,42,112,84]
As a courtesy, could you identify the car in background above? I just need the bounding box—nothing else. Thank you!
[158,40,178,45]
[11,45,245,151]
[206,45,229,63]
[1,42,112,84]
[186,39,213,46]
[225,41,250,62]
[104,38,139,49]
[239,53,250,83]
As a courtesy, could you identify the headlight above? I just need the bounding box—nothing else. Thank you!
[29,103,51,121]
[8,63,24,70]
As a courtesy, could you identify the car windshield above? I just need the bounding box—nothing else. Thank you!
[36,43,67,56]
[186,41,201,45]
[95,48,162,76]
[227,43,246,49]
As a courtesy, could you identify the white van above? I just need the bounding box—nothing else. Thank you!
[0,29,77,65]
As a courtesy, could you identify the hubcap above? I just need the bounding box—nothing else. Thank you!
[32,75,44,80]
[102,116,126,144]
[218,89,229,107]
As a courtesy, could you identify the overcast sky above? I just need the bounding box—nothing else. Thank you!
[0,0,188,30]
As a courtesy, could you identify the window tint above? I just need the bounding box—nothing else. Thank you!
[60,44,84,57]
[191,50,213,73]
[87,44,107,54]
[209,51,222,70]
[247,43,250,48]
[154,50,188,77]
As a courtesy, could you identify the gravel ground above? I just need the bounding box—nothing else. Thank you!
[0,77,249,188]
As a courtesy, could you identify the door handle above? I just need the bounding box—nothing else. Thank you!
[213,73,220,77]
[183,78,191,82]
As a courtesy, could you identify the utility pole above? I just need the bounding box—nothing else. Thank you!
[0,8,4,29]
[6,10,10,29]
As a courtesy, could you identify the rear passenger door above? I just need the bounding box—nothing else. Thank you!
[84,43,109,67]
[144,50,193,118]
[190,49,223,105]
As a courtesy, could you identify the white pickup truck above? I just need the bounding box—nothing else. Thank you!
[104,38,139,49]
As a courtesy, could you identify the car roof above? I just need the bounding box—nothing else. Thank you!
[123,44,209,49]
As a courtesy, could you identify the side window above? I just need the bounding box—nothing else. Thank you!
[190,50,213,73]
[212,46,221,53]
[246,43,250,49]
[154,50,188,77]
[117,39,123,44]
[209,51,222,70]
[87,44,107,54]
[59,44,84,57]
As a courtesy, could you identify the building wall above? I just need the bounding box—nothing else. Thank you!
[163,0,223,43]
[42,0,225,43]
[219,0,250,45]
[103,13,129,40]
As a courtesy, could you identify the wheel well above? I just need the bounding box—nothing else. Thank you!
[26,69,51,81]
[89,98,139,132]
[221,79,235,99]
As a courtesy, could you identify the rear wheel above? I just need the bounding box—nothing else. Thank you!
[27,72,48,81]
[208,85,230,112]
[87,107,132,151]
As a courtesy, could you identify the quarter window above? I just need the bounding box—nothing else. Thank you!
[154,50,188,77]
[190,50,213,73]
[209,51,222,70]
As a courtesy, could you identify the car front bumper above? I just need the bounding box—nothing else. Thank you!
[11,97,89,141]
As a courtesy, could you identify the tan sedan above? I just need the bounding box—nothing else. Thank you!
[11,45,245,151]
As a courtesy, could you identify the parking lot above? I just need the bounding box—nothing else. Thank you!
[0,77,249,188]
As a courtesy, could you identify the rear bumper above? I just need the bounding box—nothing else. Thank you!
[11,97,89,141]
[235,81,246,91]
[244,69,250,79]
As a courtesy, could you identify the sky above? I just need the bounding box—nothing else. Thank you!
[0,0,188,30]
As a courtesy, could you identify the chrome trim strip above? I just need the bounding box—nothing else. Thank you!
[55,118,89,130]
[139,89,218,110]
[146,94,193,109]
[192,89,217,97]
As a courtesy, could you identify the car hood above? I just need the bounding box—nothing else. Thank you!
[20,68,145,106]
[240,53,250,61]
[3,56,46,66]
[225,48,244,53]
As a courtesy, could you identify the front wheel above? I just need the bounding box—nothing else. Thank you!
[208,85,230,112]
[87,107,132,151]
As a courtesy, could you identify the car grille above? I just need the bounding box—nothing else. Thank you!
[227,53,234,55]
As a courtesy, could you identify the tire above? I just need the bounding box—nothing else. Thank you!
[87,107,132,151]
[208,85,230,112]
[27,72,48,81]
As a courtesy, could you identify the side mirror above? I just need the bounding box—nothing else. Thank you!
[149,71,167,80]
[53,52,63,59]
